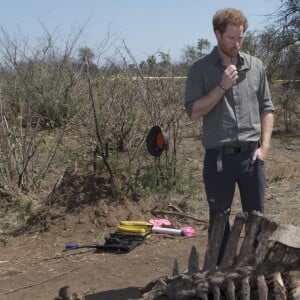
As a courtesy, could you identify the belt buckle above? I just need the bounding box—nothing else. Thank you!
[234,147,242,153]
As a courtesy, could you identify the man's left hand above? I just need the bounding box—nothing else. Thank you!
[251,147,268,164]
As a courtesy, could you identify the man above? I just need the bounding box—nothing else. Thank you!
[184,8,274,262]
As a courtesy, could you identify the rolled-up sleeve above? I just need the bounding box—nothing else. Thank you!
[184,62,205,118]
[258,66,274,113]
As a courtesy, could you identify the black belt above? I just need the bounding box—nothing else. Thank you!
[221,142,258,154]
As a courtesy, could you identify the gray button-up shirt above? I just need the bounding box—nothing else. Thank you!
[185,46,274,149]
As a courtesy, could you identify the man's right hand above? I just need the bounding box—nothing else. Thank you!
[220,64,239,90]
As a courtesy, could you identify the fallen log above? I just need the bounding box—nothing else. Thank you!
[150,206,207,224]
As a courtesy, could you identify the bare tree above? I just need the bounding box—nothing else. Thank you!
[0,25,88,199]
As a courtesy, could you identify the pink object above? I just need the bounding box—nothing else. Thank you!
[149,219,171,227]
[181,226,196,237]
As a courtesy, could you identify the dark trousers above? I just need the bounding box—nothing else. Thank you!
[203,143,265,264]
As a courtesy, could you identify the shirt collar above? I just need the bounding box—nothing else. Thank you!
[210,46,251,71]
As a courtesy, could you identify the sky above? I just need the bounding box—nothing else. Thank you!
[0,0,282,63]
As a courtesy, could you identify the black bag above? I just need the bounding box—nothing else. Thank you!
[96,232,146,253]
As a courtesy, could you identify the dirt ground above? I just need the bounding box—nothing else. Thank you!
[0,132,299,300]
[0,196,209,300]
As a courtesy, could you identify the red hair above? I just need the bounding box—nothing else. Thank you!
[213,8,248,34]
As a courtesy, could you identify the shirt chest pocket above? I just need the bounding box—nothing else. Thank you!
[241,75,260,104]
[247,76,260,91]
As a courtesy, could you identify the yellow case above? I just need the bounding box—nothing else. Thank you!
[116,225,151,237]
[117,225,147,234]
[119,221,152,227]
[117,221,153,237]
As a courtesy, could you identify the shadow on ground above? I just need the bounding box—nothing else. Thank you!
[85,286,141,300]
